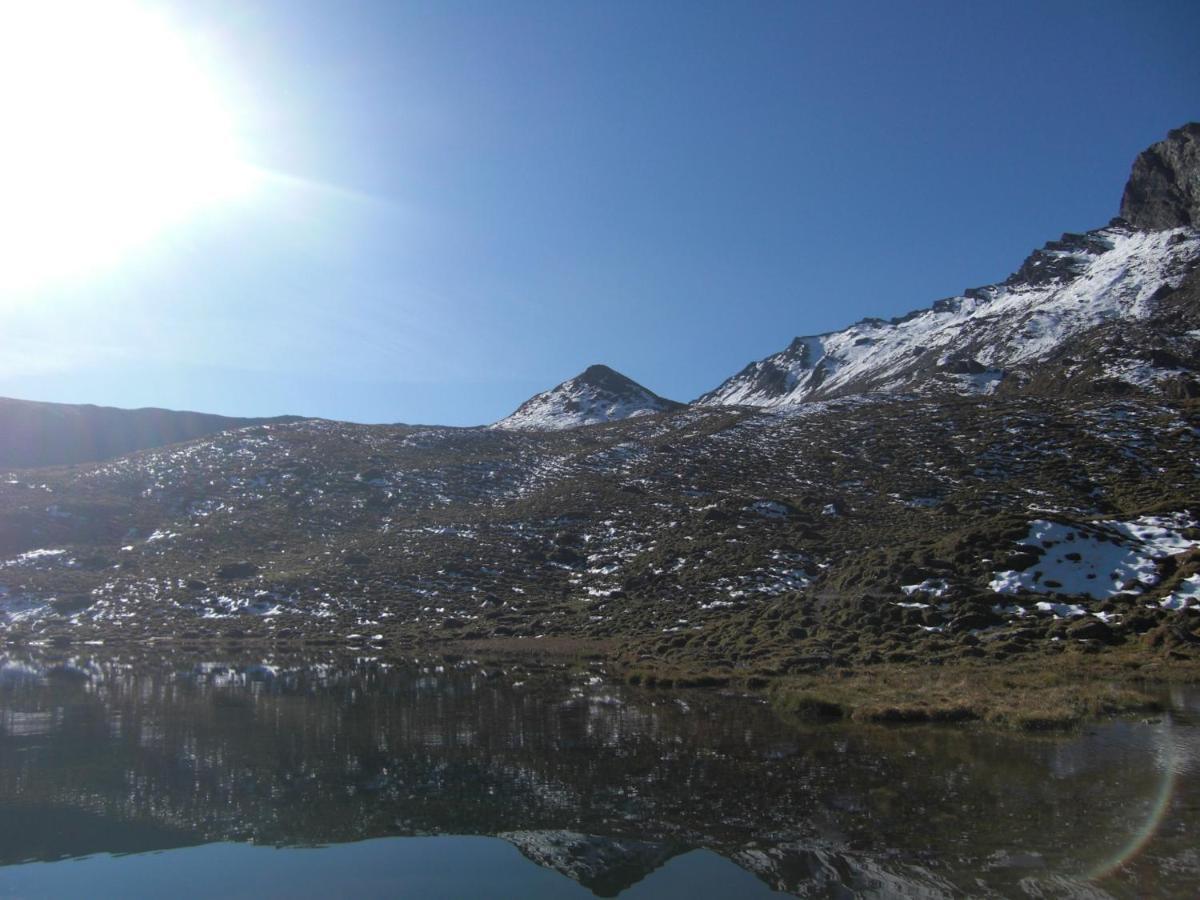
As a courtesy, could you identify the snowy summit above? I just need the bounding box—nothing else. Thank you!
[492,364,684,431]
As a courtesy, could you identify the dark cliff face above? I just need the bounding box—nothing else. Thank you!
[1120,123,1200,230]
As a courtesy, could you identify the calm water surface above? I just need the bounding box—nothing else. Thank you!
[0,652,1197,898]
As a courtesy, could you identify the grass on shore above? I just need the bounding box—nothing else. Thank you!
[766,653,1199,729]
[616,645,1200,730]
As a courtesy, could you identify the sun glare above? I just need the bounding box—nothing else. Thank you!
[0,0,250,289]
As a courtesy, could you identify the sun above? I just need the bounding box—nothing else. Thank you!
[0,0,251,289]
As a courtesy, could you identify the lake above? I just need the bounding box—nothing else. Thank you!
[1,651,1197,898]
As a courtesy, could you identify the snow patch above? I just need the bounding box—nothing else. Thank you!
[1161,575,1200,610]
[989,514,1198,600]
[6,548,68,565]
[747,500,791,518]
[901,579,949,598]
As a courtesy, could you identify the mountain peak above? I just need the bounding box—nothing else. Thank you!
[1120,122,1200,230]
[576,364,641,390]
[492,365,683,431]
[580,363,617,377]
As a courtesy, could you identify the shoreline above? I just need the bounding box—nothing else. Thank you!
[5,631,1198,732]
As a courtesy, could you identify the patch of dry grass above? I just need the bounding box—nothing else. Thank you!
[768,653,1187,729]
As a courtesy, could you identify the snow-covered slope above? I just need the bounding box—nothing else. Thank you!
[493,364,684,431]
[698,223,1200,408]
[700,124,1200,409]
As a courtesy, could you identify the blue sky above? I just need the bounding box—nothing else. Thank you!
[1,0,1197,424]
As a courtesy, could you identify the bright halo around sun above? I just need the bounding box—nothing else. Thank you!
[0,0,251,289]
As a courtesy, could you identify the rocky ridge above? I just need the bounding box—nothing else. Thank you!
[698,223,1200,409]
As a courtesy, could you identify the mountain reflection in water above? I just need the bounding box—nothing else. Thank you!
[0,652,1197,898]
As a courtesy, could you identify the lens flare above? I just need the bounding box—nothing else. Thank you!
[1087,719,1179,882]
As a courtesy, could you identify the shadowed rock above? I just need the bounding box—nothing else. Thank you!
[1120,122,1200,230]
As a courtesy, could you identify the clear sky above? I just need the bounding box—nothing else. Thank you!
[0,0,1197,425]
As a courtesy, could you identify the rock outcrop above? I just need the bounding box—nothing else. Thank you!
[1120,122,1200,230]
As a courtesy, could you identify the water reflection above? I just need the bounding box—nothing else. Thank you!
[0,652,1197,898]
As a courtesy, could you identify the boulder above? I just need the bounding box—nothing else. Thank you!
[1066,617,1116,644]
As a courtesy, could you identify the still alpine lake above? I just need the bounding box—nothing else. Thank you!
[0,652,1196,898]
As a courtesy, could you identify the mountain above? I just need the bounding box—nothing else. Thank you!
[0,396,304,469]
[699,123,1200,408]
[1,125,1198,684]
[492,364,684,430]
